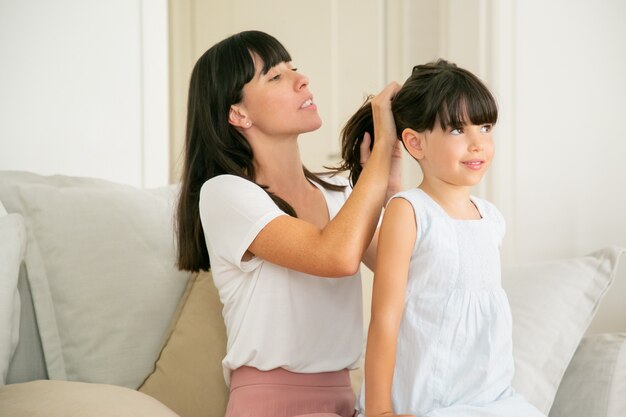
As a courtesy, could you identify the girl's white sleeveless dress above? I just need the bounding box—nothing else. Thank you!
[358,188,545,417]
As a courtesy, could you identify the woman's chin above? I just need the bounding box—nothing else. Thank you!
[301,119,323,134]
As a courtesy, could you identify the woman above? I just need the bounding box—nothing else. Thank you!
[176,30,400,416]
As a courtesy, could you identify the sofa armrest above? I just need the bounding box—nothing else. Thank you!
[549,333,626,417]
[0,380,178,417]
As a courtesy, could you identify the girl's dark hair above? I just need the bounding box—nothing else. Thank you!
[336,59,498,186]
[177,30,342,272]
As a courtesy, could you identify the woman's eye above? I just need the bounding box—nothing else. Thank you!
[269,73,280,81]
[450,127,463,135]
[480,124,492,133]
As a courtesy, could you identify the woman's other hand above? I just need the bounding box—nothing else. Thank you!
[359,130,403,204]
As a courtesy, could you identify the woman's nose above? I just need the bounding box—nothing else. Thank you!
[295,72,309,90]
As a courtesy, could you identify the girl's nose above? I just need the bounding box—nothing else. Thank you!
[468,130,484,151]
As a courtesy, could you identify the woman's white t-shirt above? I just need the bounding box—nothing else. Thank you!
[199,174,363,385]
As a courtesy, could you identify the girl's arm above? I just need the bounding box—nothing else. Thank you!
[249,82,401,278]
[364,197,416,417]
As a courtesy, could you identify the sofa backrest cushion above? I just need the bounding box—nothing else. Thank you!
[503,246,624,414]
[6,263,48,383]
[139,270,229,417]
[549,332,626,417]
[0,207,25,385]
[0,171,191,388]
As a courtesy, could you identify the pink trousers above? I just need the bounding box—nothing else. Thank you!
[224,366,357,417]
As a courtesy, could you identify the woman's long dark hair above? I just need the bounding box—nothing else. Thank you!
[335,59,499,186]
[177,30,342,272]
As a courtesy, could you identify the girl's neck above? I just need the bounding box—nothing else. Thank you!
[418,179,480,220]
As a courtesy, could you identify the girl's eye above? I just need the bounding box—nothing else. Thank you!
[480,124,492,133]
[269,73,281,81]
[450,127,463,135]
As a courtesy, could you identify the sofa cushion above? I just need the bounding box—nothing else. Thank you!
[139,270,229,417]
[0,380,179,417]
[549,333,626,417]
[0,208,25,385]
[5,264,48,384]
[502,246,623,414]
[550,333,626,417]
[0,171,191,388]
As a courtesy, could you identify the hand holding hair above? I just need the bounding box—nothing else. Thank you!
[359,131,403,204]
[337,82,401,187]
[370,82,401,151]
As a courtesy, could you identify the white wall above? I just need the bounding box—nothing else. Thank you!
[0,0,169,188]
[507,0,626,332]
[512,0,626,261]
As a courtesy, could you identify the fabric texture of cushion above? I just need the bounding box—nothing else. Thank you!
[549,332,626,417]
[0,207,25,385]
[0,171,192,388]
[0,380,179,417]
[502,246,624,414]
[139,270,229,417]
[5,263,48,384]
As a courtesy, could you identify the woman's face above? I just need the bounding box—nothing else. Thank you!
[235,54,322,137]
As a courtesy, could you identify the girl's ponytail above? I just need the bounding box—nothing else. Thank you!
[334,99,375,186]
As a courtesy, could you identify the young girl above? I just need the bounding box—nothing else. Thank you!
[338,60,545,417]
[175,30,401,417]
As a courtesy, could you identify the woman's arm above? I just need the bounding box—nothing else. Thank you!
[364,197,416,417]
[249,82,401,277]
[361,135,404,272]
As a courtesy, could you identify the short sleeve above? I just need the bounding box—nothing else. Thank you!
[482,199,506,246]
[389,190,427,242]
[199,175,286,271]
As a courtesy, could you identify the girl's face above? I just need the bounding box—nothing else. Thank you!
[236,55,321,137]
[420,120,494,188]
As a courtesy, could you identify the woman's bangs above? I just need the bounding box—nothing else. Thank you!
[247,34,292,74]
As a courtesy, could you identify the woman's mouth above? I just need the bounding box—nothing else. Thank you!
[300,98,315,109]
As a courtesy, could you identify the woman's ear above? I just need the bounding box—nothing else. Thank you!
[228,105,251,128]
[401,128,425,160]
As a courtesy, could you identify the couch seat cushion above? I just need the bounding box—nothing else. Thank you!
[0,380,179,416]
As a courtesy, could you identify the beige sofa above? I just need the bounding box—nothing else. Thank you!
[0,170,625,417]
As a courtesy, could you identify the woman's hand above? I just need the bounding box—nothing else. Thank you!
[359,131,403,204]
[387,140,403,202]
[370,82,401,150]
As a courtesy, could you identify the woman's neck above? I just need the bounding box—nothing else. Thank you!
[250,135,312,198]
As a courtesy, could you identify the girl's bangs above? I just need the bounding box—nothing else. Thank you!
[438,79,498,129]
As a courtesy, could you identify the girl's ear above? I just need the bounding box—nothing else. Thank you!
[228,105,250,128]
[401,128,425,160]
